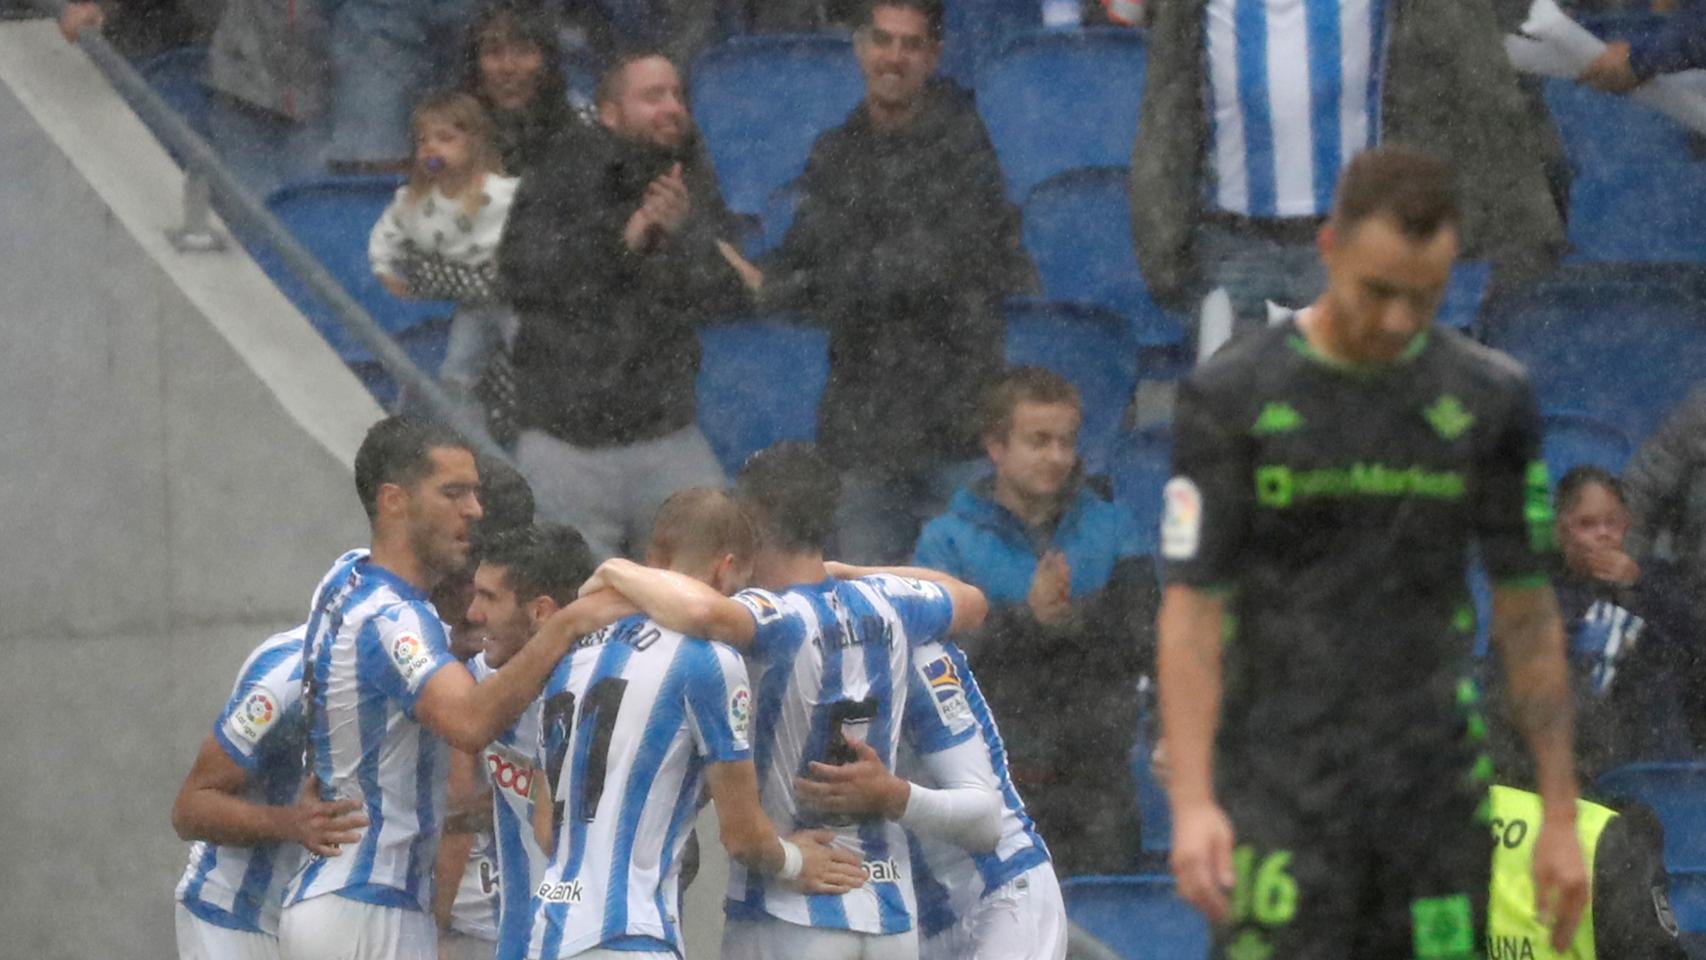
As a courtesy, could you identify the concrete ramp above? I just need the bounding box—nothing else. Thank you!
[0,20,375,957]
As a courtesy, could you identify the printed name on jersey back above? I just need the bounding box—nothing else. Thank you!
[917,653,974,733]
[386,630,436,686]
[1161,476,1203,560]
[226,688,280,748]
[734,590,785,625]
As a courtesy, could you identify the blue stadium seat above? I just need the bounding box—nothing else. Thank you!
[1130,698,1171,854]
[350,313,455,408]
[1109,425,1170,557]
[139,46,211,139]
[1439,261,1489,331]
[1597,763,1706,870]
[1023,167,1186,348]
[261,177,453,364]
[1564,160,1706,263]
[1670,870,1706,933]
[1062,875,1211,960]
[977,28,1147,202]
[1003,299,1139,473]
[1542,411,1633,477]
[1543,78,1692,172]
[755,179,803,257]
[1481,273,1706,443]
[941,0,1044,84]
[690,35,863,215]
[696,319,829,476]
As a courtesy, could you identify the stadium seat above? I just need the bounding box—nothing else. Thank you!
[1543,77,1693,172]
[1597,763,1706,870]
[1564,160,1706,263]
[1108,425,1170,557]
[1439,261,1489,332]
[1061,875,1211,960]
[1480,272,1706,444]
[1003,299,1139,473]
[696,319,829,476]
[977,28,1147,202]
[690,35,863,215]
[260,177,454,365]
[1670,870,1706,933]
[1542,411,1633,477]
[940,0,1044,84]
[138,46,211,139]
[756,179,803,257]
[350,313,455,408]
[1130,697,1171,854]
[1022,167,1187,348]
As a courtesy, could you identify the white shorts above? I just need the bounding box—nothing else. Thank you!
[175,903,282,960]
[439,928,496,960]
[278,895,436,960]
[565,949,677,959]
[920,864,1067,960]
[722,916,917,960]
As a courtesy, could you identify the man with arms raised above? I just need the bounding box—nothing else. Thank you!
[582,444,990,959]
[1160,148,1588,959]
[526,488,865,959]
[278,416,628,960]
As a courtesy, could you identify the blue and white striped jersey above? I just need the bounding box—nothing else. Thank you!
[1205,0,1389,218]
[527,616,752,959]
[286,551,459,912]
[469,652,548,960]
[900,642,1052,939]
[175,626,310,936]
[724,575,955,936]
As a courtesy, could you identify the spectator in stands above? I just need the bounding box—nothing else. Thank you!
[323,0,477,171]
[369,92,518,439]
[912,366,1150,874]
[762,0,1036,564]
[498,50,760,559]
[457,0,590,177]
[1130,0,1565,354]
[1581,0,1706,92]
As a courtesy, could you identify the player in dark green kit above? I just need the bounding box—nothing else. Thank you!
[1158,148,1589,960]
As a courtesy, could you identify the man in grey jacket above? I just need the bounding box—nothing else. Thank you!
[1130,0,1564,348]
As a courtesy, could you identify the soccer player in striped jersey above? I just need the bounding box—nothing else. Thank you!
[582,444,990,960]
[170,621,370,960]
[798,636,1064,960]
[526,489,867,960]
[278,417,631,960]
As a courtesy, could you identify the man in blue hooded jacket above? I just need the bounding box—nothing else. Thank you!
[912,366,1153,875]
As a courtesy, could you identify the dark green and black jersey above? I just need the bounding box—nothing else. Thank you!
[1164,319,1554,794]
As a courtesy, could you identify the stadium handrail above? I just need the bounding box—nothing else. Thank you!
[24,0,507,463]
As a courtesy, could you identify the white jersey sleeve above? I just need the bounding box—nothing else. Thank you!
[861,574,955,647]
[685,641,753,762]
[369,602,458,718]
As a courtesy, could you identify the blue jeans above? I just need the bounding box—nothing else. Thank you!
[1195,219,1328,330]
[835,459,987,566]
[324,0,474,164]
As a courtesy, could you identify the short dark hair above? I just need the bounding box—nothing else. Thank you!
[596,48,674,106]
[353,416,473,522]
[981,366,1081,443]
[860,0,945,41]
[1332,146,1459,241]
[647,488,757,569]
[468,457,535,565]
[481,523,596,607]
[736,443,841,554]
[1556,465,1625,516]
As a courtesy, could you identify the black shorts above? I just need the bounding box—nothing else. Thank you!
[1212,781,1493,960]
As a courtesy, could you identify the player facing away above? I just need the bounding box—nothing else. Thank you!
[170,620,370,960]
[1159,147,1589,959]
[460,523,598,960]
[278,416,632,960]
[526,488,867,960]
[797,635,1064,960]
[581,444,990,960]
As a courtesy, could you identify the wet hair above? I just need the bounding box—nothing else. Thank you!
[647,488,758,570]
[980,365,1081,443]
[353,416,472,522]
[1555,465,1626,517]
[459,0,569,113]
[859,0,945,40]
[467,457,534,566]
[736,443,842,554]
[480,523,596,607]
[596,48,675,108]
[1331,146,1459,241]
[406,91,505,210]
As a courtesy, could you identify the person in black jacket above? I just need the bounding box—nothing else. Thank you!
[762,0,1037,564]
[498,50,760,559]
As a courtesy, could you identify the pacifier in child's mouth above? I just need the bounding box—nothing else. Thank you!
[423,157,446,173]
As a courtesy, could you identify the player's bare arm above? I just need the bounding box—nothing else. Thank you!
[171,736,367,857]
[796,733,1002,853]
[578,558,759,649]
[1492,582,1589,952]
[702,758,868,895]
[431,747,488,932]
[821,561,990,633]
[416,589,634,752]
[1157,583,1236,923]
